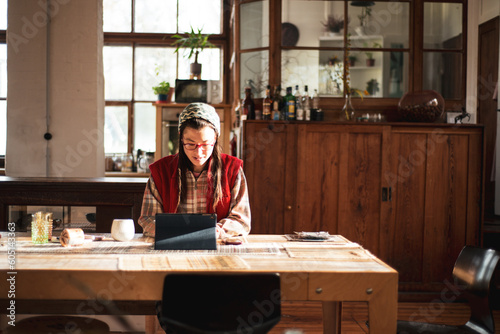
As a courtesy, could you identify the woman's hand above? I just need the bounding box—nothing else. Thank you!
[217,225,229,238]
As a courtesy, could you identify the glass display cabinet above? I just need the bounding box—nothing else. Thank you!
[234,0,466,115]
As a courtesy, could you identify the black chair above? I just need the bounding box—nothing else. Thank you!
[157,273,281,334]
[397,246,500,334]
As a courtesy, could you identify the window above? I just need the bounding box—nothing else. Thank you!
[103,0,223,156]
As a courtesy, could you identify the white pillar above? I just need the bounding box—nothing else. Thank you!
[6,0,104,177]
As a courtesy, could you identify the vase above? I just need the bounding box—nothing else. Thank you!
[341,93,355,121]
[157,88,174,103]
[190,62,202,79]
[366,59,375,67]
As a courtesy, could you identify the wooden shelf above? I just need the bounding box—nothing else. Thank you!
[319,34,383,41]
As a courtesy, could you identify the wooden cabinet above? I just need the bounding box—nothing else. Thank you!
[382,126,483,295]
[243,121,484,299]
[243,122,292,234]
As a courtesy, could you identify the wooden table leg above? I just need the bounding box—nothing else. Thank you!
[322,301,342,334]
[145,315,163,334]
[367,275,398,333]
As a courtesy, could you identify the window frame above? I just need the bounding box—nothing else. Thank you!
[103,1,230,155]
[0,29,5,168]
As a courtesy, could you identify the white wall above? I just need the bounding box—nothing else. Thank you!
[479,0,499,23]
[6,0,104,177]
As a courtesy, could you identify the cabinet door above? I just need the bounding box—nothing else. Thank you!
[243,121,295,234]
[293,124,389,254]
[387,128,482,293]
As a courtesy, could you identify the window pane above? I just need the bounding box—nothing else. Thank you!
[0,43,6,98]
[134,0,177,33]
[317,48,408,98]
[103,0,132,33]
[134,47,177,101]
[103,46,133,100]
[0,0,6,30]
[284,1,344,48]
[281,50,320,96]
[240,51,269,99]
[177,48,221,81]
[348,1,410,48]
[318,51,344,96]
[282,1,410,49]
[386,48,408,98]
[105,106,128,154]
[0,100,5,156]
[179,0,221,34]
[423,52,462,99]
[134,103,156,152]
[424,3,462,50]
[240,1,269,50]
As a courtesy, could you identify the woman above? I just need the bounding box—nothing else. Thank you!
[138,103,251,241]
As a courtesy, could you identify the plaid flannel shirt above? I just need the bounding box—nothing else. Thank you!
[138,167,251,238]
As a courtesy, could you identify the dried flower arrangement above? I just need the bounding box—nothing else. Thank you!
[322,15,345,33]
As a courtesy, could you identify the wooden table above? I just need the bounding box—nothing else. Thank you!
[0,234,398,333]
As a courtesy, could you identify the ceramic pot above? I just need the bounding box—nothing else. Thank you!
[190,62,202,79]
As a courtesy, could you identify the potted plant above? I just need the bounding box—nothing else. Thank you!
[328,55,341,66]
[172,27,215,79]
[364,42,381,66]
[322,15,345,36]
[348,55,358,67]
[152,81,172,102]
[366,79,379,96]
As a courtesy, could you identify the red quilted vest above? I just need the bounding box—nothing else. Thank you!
[149,153,243,221]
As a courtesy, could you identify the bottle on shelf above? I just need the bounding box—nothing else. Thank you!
[303,85,311,121]
[312,89,320,109]
[293,85,301,100]
[272,85,284,121]
[242,87,255,120]
[294,85,304,120]
[263,85,272,120]
[234,99,243,127]
[311,89,320,121]
[284,86,296,121]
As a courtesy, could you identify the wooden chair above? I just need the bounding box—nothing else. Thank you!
[157,273,281,334]
[397,246,500,334]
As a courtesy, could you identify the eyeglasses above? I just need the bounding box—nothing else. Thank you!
[181,140,216,151]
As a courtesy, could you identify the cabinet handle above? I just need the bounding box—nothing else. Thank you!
[382,187,392,202]
[287,205,292,210]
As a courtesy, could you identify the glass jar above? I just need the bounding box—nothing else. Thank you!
[31,211,49,244]
[397,90,445,122]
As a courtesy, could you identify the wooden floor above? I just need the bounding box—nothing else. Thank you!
[267,301,500,334]
[141,301,500,333]
[2,301,497,333]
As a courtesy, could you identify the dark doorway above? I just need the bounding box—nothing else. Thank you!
[478,17,499,219]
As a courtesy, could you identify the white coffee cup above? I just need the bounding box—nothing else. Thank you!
[111,219,135,242]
